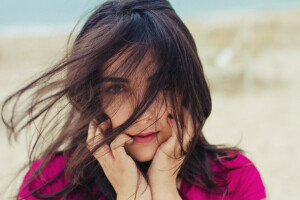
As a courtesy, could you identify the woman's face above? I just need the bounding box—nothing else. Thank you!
[99,53,174,162]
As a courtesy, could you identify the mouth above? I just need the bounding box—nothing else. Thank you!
[134,131,159,137]
[129,131,160,143]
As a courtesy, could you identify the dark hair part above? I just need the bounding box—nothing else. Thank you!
[2,0,247,199]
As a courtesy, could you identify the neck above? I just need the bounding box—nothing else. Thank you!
[136,160,152,175]
[177,177,182,190]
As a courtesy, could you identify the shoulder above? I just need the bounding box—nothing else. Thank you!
[18,152,69,199]
[215,151,267,199]
[184,151,267,200]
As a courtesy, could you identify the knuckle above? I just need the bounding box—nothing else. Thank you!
[94,149,104,158]
[110,139,117,148]
[110,141,119,149]
[95,148,112,162]
[99,120,110,130]
[110,134,126,148]
[86,140,93,150]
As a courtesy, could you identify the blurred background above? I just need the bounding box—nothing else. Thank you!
[1,0,299,199]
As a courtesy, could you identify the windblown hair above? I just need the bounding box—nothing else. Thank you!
[2,0,247,199]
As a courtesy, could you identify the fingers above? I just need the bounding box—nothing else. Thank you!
[87,118,134,163]
[87,119,113,163]
[167,108,195,154]
[93,121,114,160]
[110,134,133,160]
[167,116,178,140]
[166,116,182,157]
[87,119,98,147]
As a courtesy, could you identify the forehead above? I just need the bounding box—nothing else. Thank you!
[101,46,158,79]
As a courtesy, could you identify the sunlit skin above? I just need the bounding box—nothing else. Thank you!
[100,52,174,162]
[102,78,173,162]
[105,95,173,162]
[88,51,195,199]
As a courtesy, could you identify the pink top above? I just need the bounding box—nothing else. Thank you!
[18,151,266,200]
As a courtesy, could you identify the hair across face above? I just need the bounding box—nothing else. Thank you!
[98,47,175,161]
[0,1,244,199]
[66,0,212,143]
[63,1,215,192]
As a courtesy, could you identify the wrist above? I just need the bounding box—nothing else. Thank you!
[117,185,151,200]
[117,193,134,200]
[150,184,181,200]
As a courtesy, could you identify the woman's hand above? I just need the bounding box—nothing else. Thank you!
[147,108,195,200]
[87,119,151,200]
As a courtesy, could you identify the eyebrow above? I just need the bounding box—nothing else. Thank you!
[100,77,129,83]
[100,74,155,83]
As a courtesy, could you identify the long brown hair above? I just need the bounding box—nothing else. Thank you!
[2,0,247,199]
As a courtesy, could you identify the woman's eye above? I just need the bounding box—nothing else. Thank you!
[162,83,171,90]
[105,84,127,94]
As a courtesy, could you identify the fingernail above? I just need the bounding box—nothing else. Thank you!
[168,114,174,119]
[126,138,134,144]
[92,118,98,124]
[105,119,111,126]
[168,117,173,125]
[98,122,107,130]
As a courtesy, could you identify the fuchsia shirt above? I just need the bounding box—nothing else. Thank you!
[18,151,266,200]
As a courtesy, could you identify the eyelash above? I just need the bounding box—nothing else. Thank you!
[105,84,127,94]
[105,82,170,95]
[163,83,170,90]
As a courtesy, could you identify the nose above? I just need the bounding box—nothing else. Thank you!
[141,107,155,122]
[130,84,163,123]
[135,98,161,124]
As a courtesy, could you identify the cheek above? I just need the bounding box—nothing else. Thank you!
[165,119,173,136]
[104,100,132,127]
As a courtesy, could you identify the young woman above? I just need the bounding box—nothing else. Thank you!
[2,0,266,199]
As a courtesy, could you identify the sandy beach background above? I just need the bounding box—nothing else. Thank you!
[0,9,299,200]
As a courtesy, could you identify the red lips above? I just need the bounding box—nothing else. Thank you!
[134,131,159,137]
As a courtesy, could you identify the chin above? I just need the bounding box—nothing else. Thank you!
[134,155,153,162]
[132,150,156,162]
[126,145,157,162]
